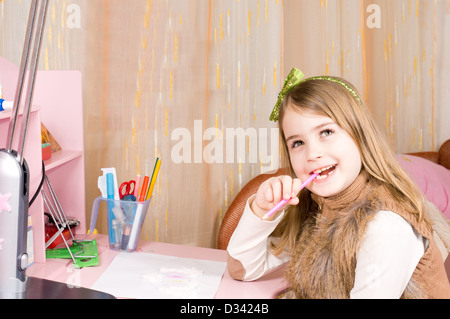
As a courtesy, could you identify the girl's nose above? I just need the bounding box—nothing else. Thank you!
[306,142,324,161]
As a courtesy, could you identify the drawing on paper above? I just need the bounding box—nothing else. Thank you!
[142,266,203,298]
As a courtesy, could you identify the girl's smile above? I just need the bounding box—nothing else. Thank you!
[312,164,337,181]
[282,106,362,197]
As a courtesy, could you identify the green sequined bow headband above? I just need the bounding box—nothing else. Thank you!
[269,68,363,122]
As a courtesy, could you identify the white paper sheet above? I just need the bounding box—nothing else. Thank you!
[91,252,227,299]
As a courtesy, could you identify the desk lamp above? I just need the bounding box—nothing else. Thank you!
[0,0,49,298]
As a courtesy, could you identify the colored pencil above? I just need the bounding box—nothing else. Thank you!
[133,174,141,197]
[146,157,161,200]
[138,176,150,202]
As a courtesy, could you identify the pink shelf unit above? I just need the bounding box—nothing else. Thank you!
[0,56,85,263]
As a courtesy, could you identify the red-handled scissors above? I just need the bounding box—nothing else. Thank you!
[119,180,136,199]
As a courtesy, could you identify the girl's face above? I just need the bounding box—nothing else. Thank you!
[282,105,362,197]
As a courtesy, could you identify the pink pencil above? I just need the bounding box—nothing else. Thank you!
[261,173,319,221]
[133,174,141,197]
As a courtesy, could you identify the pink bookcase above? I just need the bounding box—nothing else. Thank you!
[0,56,85,263]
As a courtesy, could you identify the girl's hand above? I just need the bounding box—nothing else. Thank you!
[250,175,303,220]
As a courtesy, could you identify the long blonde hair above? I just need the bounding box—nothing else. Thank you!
[271,77,427,255]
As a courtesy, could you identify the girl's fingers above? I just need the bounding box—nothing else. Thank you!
[291,178,303,197]
[269,176,299,203]
[270,178,283,204]
[280,175,296,200]
[263,183,274,203]
[255,175,303,214]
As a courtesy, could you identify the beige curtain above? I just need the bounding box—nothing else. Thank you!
[1,0,283,248]
[1,0,449,249]
[283,0,450,153]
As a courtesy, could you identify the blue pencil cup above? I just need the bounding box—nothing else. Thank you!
[90,196,152,252]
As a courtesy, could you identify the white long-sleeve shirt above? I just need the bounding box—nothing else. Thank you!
[227,195,428,299]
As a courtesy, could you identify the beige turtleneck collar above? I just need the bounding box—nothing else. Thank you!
[310,170,370,219]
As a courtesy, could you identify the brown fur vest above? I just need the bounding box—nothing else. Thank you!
[285,172,449,299]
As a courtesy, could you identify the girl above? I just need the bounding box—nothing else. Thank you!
[226,69,450,298]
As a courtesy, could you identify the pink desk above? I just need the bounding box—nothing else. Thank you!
[26,234,288,299]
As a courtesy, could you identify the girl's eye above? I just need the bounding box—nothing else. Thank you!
[291,140,304,149]
[320,129,334,137]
